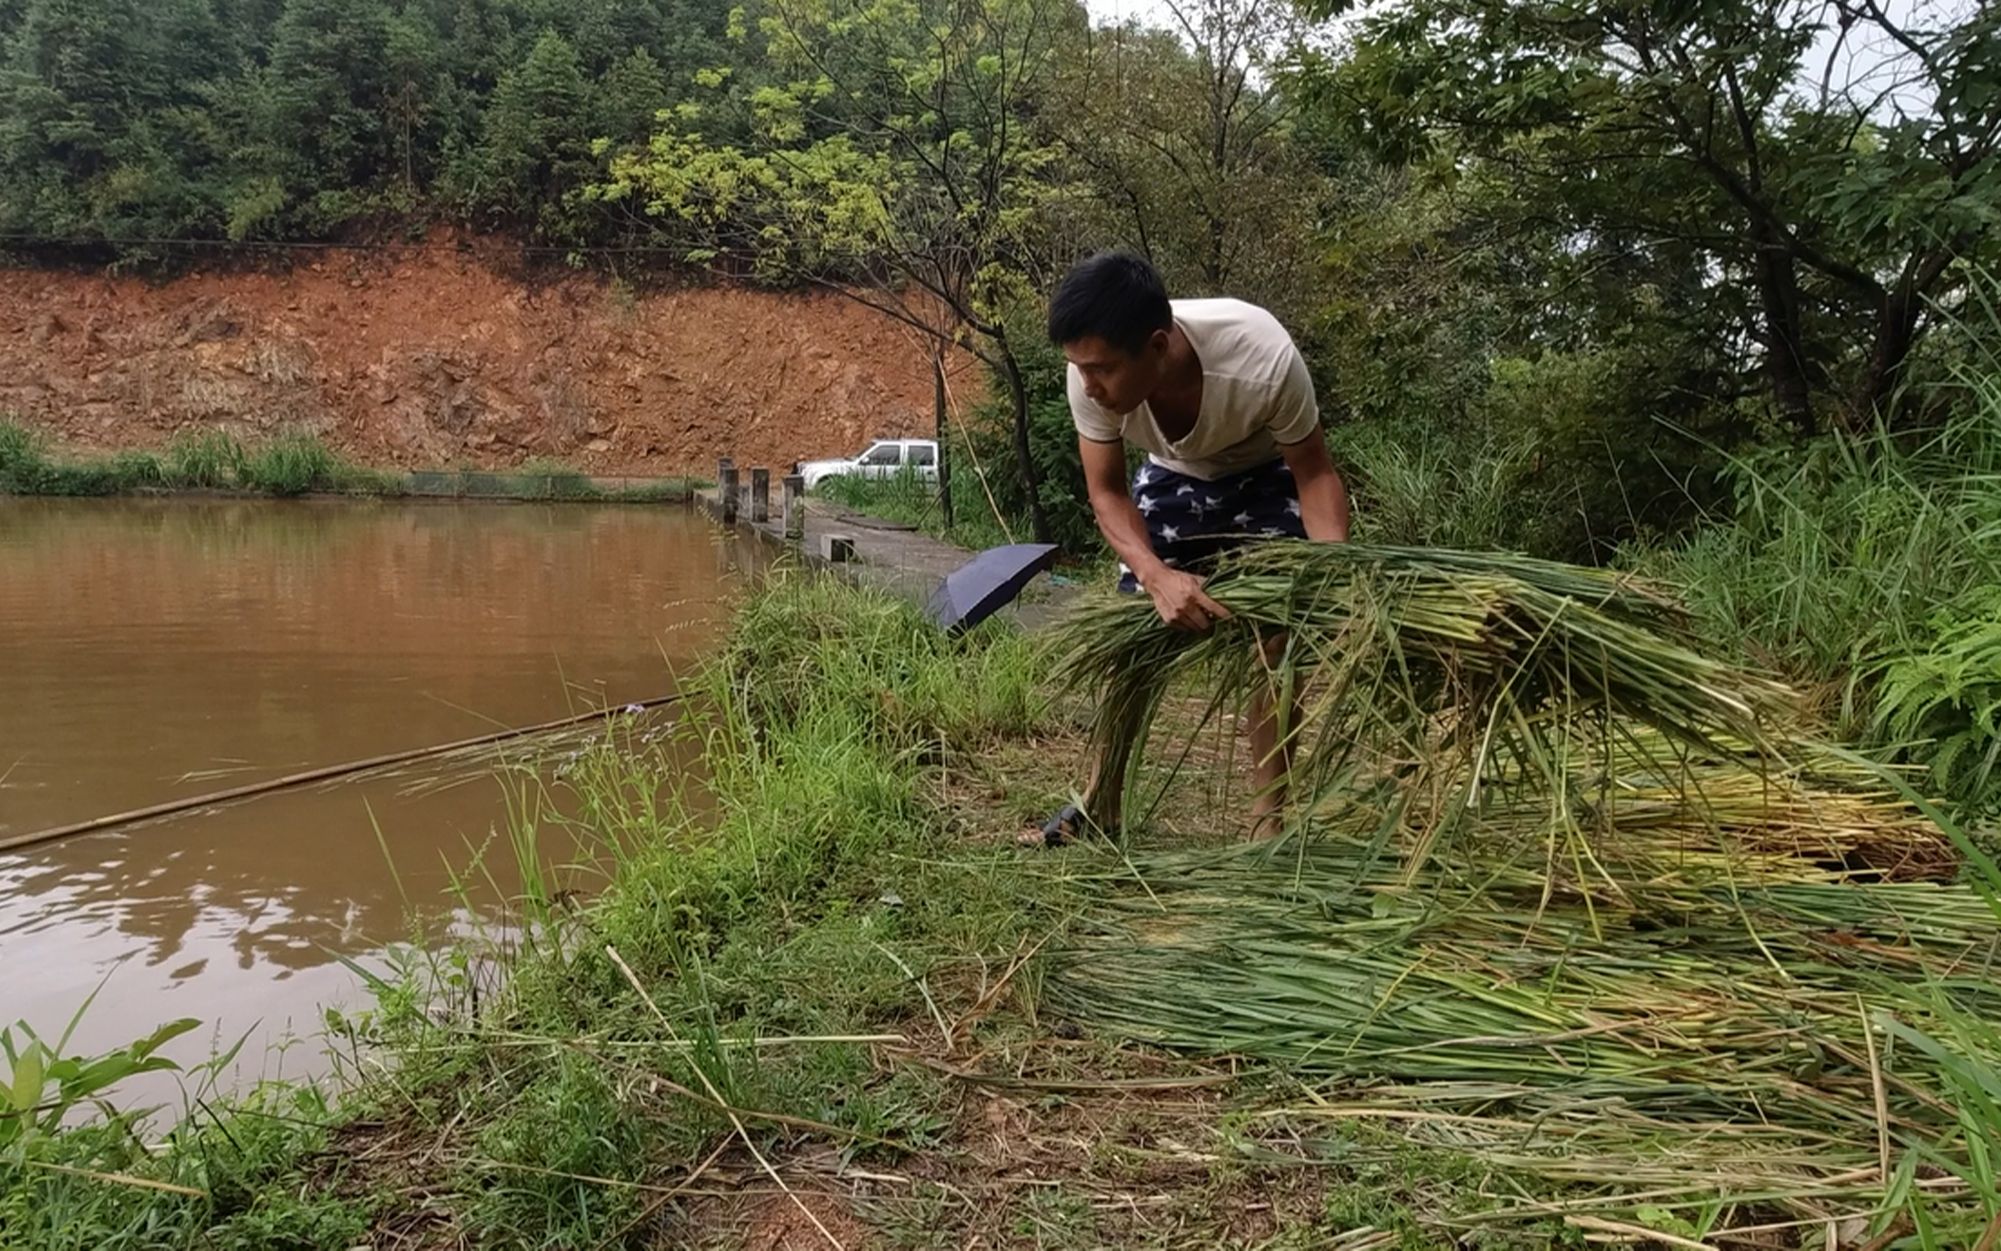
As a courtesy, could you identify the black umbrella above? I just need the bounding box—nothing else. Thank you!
[926,543,1060,635]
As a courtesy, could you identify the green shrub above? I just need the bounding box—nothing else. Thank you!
[1330,421,1570,554]
[239,434,337,496]
[166,429,246,488]
[0,424,170,495]
[0,420,53,491]
[1632,276,2001,805]
[717,572,1043,750]
[106,450,166,488]
[1639,411,2001,699]
[1873,593,2001,801]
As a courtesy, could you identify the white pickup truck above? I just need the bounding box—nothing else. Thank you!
[795,438,939,490]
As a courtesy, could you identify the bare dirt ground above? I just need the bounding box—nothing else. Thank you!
[0,244,982,475]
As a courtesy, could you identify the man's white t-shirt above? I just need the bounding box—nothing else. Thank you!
[1066,297,1319,481]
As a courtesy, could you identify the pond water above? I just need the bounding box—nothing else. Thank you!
[0,496,759,1098]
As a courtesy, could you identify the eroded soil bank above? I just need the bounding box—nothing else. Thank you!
[1,248,977,474]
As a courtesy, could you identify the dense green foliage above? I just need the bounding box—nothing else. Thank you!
[1632,284,2001,804]
[0,0,732,245]
[1313,0,2001,439]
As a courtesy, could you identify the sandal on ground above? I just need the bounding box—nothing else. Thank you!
[1019,802,1084,848]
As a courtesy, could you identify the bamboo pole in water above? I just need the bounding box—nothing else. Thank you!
[0,694,686,857]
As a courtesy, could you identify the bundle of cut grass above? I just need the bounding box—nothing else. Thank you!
[1053,542,1800,740]
[1049,541,1937,878]
[1049,834,2001,1225]
[1462,726,1962,884]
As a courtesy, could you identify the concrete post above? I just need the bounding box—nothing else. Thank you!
[782,473,805,542]
[749,468,770,524]
[718,459,738,524]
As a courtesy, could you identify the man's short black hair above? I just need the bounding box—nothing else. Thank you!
[1046,252,1172,355]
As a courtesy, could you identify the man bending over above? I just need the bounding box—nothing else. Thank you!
[1034,252,1350,845]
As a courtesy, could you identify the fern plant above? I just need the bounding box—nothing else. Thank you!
[1874,591,2001,805]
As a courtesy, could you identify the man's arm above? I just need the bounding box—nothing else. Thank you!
[1080,438,1162,579]
[1278,428,1351,542]
[1080,438,1230,632]
[1264,339,1347,541]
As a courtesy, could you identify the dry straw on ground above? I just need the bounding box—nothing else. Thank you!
[1047,541,2001,1232]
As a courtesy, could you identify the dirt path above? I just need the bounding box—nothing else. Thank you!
[699,489,1081,630]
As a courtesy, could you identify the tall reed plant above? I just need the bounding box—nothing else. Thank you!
[1638,270,2001,806]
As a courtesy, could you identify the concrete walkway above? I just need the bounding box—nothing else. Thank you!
[696,489,1078,630]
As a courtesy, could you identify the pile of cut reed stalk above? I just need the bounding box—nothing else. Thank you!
[1046,542,2001,1236]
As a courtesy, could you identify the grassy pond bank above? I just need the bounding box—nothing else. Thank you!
[0,423,693,504]
[6,556,2000,1248]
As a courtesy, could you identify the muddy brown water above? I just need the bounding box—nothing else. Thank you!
[0,496,761,1103]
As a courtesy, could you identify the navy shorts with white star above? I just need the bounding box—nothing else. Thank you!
[1118,456,1305,593]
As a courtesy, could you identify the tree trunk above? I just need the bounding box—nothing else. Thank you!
[1858,284,1922,425]
[1857,246,1957,426]
[1752,230,1816,437]
[934,347,953,531]
[1204,51,1228,286]
[996,336,1052,544]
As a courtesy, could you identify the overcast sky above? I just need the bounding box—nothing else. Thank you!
[1078,0,1967,122]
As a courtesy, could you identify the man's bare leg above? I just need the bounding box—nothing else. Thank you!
[1247,632,1296,840]
[1034,635,1292,846]
[1076,751,1123,835]
[1025,713,1132,846]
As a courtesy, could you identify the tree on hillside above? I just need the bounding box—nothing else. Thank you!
[562,0,668,73]
[592,45,671,149]
[595,0,1081,542]
[1318,0,2001,436]
[1047,0,1327,319]
[0,0,880,249]
[0,0,138,233]
[472,29,594,236]
[380,6,448,200]
[267,0,398,226]
[0,0,239,238]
